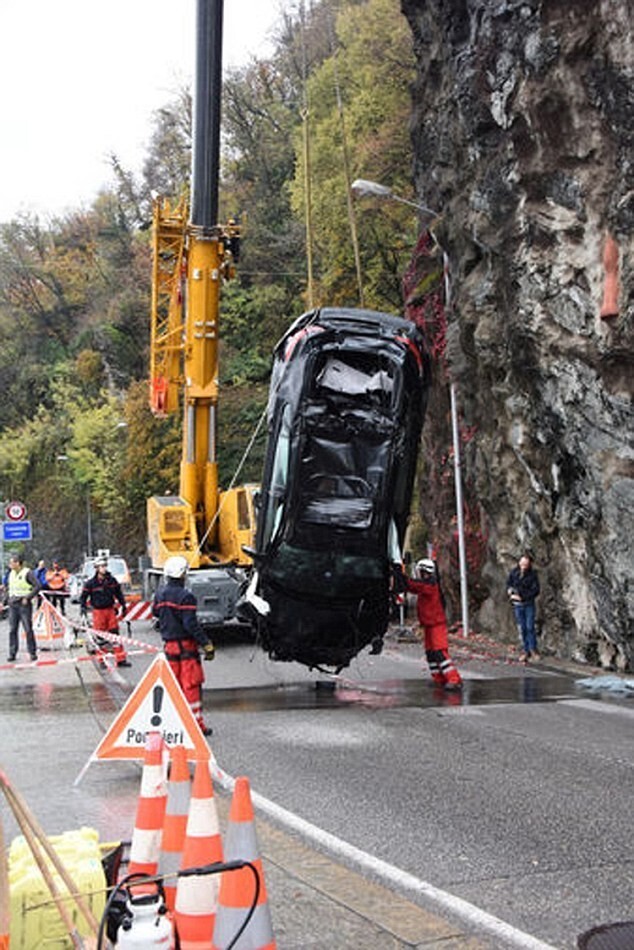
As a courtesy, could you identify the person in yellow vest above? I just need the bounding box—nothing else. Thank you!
[45,561,70,615]
[6,554,41,662]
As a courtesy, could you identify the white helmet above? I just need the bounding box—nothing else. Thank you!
[94,554,108,568]
[163,555,189,580]
[416,558,436,575]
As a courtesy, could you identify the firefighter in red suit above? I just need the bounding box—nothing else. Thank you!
[80,555,130,667]
[152,555,215,737]
[404,558,463,689]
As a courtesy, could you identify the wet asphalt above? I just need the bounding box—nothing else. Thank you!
[0,617,631,948]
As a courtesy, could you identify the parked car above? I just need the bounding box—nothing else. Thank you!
[240,307,431,671]
[69,551,132,603]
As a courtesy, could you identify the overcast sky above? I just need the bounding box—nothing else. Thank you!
[0,0,285,222]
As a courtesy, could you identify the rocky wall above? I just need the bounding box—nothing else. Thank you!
[401,0,633,668]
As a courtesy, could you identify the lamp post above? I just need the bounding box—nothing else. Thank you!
[57,421,126,558]
[351,178,470,637]
[57,454,93,558]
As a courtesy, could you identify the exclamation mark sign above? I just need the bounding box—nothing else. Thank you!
[151,685,164,726]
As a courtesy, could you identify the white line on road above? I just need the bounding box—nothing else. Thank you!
[210,755,558,950]
[560,698,634,718]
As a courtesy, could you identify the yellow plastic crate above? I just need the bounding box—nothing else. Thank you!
[9,826,106,949]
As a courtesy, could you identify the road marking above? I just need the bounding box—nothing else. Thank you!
[559,698,634,719]
[210,756,557,950]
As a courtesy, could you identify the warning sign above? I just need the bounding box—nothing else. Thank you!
[92,654,211,762]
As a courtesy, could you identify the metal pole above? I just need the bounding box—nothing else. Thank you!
[86,493,92,557]
[442,251,469,637]
[450,381,469,636]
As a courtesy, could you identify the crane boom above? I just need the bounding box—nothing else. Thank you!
[146,0,255,629]
[180,0,223,547]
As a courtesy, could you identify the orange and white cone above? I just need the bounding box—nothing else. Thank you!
[127,732,168,883]
[158,744,191,912]
[212,776,276,950]
[174,759,223,949]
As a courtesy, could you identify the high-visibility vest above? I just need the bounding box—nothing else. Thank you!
[46,569,68,590]
[8,568,34,598]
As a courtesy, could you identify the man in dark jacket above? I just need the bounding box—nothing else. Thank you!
[152,555,215,736]
[507,554,541,662]
[80,554,130,667]
[6,554,41,662]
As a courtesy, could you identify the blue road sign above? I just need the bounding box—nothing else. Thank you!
[2,520,32,541]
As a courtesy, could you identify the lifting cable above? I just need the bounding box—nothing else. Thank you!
[195,404,267,558]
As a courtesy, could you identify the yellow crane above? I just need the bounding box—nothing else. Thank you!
[145,0,256,629]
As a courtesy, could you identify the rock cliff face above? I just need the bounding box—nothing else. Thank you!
[401,0,633,669]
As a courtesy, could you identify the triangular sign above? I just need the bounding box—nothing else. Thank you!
[34,601,65,638]
[92,654,211,762]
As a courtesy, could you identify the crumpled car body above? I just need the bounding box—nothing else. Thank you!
[245,307,430,670]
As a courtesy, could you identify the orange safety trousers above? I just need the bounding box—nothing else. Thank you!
[91,607,127,664]
[163,639,207,729]
[422,623,462,687]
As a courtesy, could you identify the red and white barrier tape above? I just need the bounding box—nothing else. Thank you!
[1,599,160,673]
[0,647,155,673]
[79,624,159,654]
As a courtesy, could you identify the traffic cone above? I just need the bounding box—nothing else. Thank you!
[174,759,223,949]
[212,776,276,950]
[127,732,168,882]
[158,744,191,912]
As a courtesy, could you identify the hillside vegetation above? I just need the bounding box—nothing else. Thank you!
[0,0,415,569]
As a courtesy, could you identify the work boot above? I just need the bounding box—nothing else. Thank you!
[201,724,213,737]
[117,659,132,668]
[444,678,463,691]
[444,669,463,690]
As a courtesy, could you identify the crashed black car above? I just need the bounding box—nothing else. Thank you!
[243,307,431,670]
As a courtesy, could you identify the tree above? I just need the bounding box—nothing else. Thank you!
[289,0,417,310]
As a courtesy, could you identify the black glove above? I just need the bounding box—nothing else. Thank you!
[202,642,215,662]
[391,564,408,594]
[80,607,88,621]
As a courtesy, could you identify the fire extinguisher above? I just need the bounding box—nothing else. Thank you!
[115,884,174,948]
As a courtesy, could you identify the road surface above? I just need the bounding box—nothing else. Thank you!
[0,614,632,948]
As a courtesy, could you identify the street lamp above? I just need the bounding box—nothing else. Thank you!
[350,179,440,219]
[352,178,470,638]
